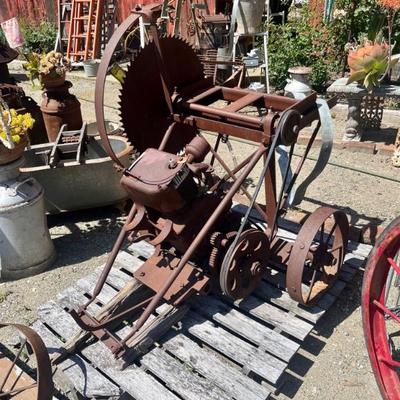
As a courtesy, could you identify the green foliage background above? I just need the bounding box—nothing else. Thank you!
[267,0,400,92]
[19,21,57,54]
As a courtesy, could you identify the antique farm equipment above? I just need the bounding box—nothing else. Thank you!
[0,323,53,399]
[362,216,400,400]
[64,5,349,360]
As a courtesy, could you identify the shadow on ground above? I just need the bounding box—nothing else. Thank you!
[47,206,125,269]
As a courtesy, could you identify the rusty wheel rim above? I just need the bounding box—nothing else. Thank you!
[362,216,400,400]
[286,207,349,305]
[0,324,53,400]
[220,229,270,300]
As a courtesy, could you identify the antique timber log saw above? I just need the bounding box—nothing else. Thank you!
[59,5,350,362]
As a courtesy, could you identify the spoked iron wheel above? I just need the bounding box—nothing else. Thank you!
[362,216,400,400]
[286,206,349,305]
[0,324,53,399]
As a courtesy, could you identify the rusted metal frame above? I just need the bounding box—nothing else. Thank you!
[209,151,256,193]
[210,133,222,166]
[187,102,264,128]
[221,87,298,110]
[278,120,322,218]
[198,132,269,223]
[186,86,222,105]
[114,145,268,353]
[174,115,268,144]
[70,295,154,331]
[0,323,53,400]
[78,313,124,354]
[223,92,265,112]
[95,4,162,168]
[82,204,139,310]
[158,122,177,151]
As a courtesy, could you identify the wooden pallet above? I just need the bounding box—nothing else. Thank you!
[32,216,372,400]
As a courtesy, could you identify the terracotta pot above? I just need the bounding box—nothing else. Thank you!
[0,135,28,165]
[40,71,66,89]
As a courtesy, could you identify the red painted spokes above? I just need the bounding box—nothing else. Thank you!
[362,217,400,400]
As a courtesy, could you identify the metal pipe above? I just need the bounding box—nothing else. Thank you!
[84,204,138,308]
[123,145,268,340]
[203,134,269,223]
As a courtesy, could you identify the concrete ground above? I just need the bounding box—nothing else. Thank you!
[0,64,399,399]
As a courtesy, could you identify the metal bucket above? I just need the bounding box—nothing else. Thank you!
[83,60,100,77]
[21,135,132,214]
[236,0,266,35]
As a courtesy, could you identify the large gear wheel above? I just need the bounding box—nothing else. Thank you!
[220,229,270,300]
[119,36,205,154]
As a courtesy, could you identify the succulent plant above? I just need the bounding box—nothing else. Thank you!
[347,41,399,90]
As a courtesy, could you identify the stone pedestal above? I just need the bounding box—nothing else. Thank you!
[327,78,400,141]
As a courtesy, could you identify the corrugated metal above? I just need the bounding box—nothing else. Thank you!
[0,0,57,24]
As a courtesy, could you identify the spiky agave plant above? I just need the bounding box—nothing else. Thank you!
[347,41,399,90]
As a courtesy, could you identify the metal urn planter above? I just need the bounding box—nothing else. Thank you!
[40,81,83,142]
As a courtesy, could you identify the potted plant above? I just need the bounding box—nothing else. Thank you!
[347,40,400,90]
[39,51,71,89]
[22,52,41,87]
[0,99,35,165]
[23,51,71,89]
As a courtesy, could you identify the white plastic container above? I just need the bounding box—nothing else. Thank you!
[0,157,56,280]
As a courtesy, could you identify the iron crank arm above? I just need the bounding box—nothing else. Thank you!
[70,295,154,332]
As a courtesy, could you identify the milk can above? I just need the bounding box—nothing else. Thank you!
[0,157,56,280]
[40,81,83,142]
[284,66,313,98]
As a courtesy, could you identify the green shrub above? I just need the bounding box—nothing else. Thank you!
[266,0,396,92]
[267,9,339,92]
[19,21,57,54]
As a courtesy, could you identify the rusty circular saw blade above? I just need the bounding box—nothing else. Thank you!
[119,35,205,154]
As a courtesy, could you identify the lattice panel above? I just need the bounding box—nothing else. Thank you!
[361,95,384,130]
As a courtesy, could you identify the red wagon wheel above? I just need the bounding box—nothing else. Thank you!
[362,216,400,400]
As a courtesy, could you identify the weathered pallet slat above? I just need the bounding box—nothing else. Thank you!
[235,295,314,341]
[183,311,286,384]
[191,295,299,362]
[141,347,233,400]
[163,332,271,400]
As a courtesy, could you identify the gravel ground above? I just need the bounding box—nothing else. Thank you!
[0,68,399,399]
